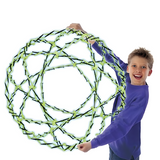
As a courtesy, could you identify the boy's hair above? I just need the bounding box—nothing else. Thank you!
[128,47,154,70]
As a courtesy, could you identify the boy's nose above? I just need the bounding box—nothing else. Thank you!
[136,67,142,73]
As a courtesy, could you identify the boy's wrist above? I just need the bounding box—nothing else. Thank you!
[88,39,96,45]
[80,30,95,45]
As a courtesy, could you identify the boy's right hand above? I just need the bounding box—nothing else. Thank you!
[67,23,95,45]
[67,23,87,33]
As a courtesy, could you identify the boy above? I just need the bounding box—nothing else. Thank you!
[67,23,153,160]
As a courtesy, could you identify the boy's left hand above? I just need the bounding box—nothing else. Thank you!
[77,142,91,152]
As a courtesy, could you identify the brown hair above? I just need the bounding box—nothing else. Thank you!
[128,47,154,70]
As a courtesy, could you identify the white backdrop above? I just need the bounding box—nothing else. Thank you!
[1,0,160,159]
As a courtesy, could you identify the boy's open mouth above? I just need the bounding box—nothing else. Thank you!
[134,74,142,80]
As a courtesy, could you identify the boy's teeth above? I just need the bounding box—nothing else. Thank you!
[134,75,142,77]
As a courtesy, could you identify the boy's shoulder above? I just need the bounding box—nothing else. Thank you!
[125,82,149,103]
[126,82,148,91]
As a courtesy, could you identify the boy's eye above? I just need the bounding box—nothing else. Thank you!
[142,66,146,69]
[132,65,136,67]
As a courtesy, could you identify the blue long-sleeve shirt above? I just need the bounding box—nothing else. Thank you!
[91,42,149,159]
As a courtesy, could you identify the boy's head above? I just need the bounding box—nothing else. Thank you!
[127,47,153,86]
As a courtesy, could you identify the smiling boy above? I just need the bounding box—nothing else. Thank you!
[127,50,152,86]
[68,24,154,160]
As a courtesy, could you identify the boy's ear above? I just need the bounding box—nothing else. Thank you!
[148,69,152,76]
[126,65,129,73]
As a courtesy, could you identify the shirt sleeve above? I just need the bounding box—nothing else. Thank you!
[92,41,129,86]
[91,94,148,148]
[92,42,128,72]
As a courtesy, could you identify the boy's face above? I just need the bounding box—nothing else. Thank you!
[127,56,152,86]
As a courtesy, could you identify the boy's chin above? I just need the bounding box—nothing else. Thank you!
[131,80,146,86]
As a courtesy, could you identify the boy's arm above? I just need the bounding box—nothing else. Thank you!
[67,23,127,73]
[92,42,127,73]
[91,93,148,148]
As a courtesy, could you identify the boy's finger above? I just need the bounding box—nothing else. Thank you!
[77,144,84,150]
